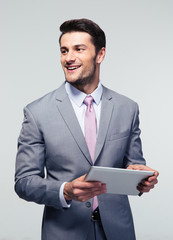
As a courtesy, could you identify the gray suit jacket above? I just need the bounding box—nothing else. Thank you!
[15,83,146,240]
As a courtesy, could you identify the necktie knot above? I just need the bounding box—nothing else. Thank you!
[84,96,94,107]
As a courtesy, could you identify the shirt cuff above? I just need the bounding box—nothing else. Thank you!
[59,182,72,208]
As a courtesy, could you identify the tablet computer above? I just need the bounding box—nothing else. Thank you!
[85,166,154,195]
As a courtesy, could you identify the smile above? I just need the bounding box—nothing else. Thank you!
[66,65,81,71]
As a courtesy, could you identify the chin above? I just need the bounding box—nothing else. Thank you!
[66,78,78,84]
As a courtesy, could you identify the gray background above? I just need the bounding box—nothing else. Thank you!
[1,0,173,239]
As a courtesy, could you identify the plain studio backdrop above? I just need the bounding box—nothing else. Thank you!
[1,0,172,239]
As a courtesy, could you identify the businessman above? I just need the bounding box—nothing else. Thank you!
[15,19,158,240]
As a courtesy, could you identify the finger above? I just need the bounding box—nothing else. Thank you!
[77,188,107,202]
[73,184,106,197]
[127,164,147,170]
[147,175,157,181]
[73,184,107,201]
[154,171,159,177]
[141,178,158,186]
[127,165,159,175]
[138,179,157,189]
[77,174,87,181]
[73,180,102,189]
[137,184,154,193]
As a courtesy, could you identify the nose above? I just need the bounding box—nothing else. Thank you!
[65,51,76,63]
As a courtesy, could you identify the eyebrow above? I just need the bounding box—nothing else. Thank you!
[74,44,87,48]
[60,44,87,50]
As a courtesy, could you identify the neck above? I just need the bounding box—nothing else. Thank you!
[71,80,99,94]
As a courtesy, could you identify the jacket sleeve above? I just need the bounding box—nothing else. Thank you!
[15,107,64,209]
[123,103,146,168]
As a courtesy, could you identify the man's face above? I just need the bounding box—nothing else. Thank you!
[60,32,97,87]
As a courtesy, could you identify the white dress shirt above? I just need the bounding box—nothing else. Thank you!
[59,81,103,208]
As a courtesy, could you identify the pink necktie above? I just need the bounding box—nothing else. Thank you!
[84,96,98,210]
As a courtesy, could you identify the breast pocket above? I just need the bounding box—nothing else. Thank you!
[107,130,130,141]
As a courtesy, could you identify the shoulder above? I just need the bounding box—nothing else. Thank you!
[25,83,66,112]
[102,85,138,109]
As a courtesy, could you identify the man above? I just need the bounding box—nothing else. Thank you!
[15,19,158,240]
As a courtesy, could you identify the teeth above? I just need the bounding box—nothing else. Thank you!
[68,67,77,70]
[67,66,79,70]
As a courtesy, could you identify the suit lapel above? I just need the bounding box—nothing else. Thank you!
[55,83,92,165]
[94,87,114,162]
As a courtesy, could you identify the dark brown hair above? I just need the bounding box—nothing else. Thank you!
[59,18,106,54]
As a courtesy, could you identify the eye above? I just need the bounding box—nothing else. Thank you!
[60,48,68,55]
[76,47,84,52]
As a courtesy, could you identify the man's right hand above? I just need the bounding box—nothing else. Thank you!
[64,174,107,202]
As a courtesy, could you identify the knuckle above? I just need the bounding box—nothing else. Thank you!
[78,196,84,202]
[73,189,80,196]
[72,182,78,188]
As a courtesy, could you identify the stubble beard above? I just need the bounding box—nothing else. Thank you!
[65,57,97,88]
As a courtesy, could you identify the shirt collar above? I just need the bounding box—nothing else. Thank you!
[65,81,103,107]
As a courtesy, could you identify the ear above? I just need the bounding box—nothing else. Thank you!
[96,47,106,64]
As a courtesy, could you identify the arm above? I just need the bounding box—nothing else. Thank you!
[123,103,146,168]
[15,107,106,208]
[15,107,63,209]
[124,103,159,192]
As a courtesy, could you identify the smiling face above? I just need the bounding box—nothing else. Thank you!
[60,31,105,93]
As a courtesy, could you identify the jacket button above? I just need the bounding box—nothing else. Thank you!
[85,202,91,208]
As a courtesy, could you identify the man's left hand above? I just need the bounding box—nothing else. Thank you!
[127,164,159,193]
